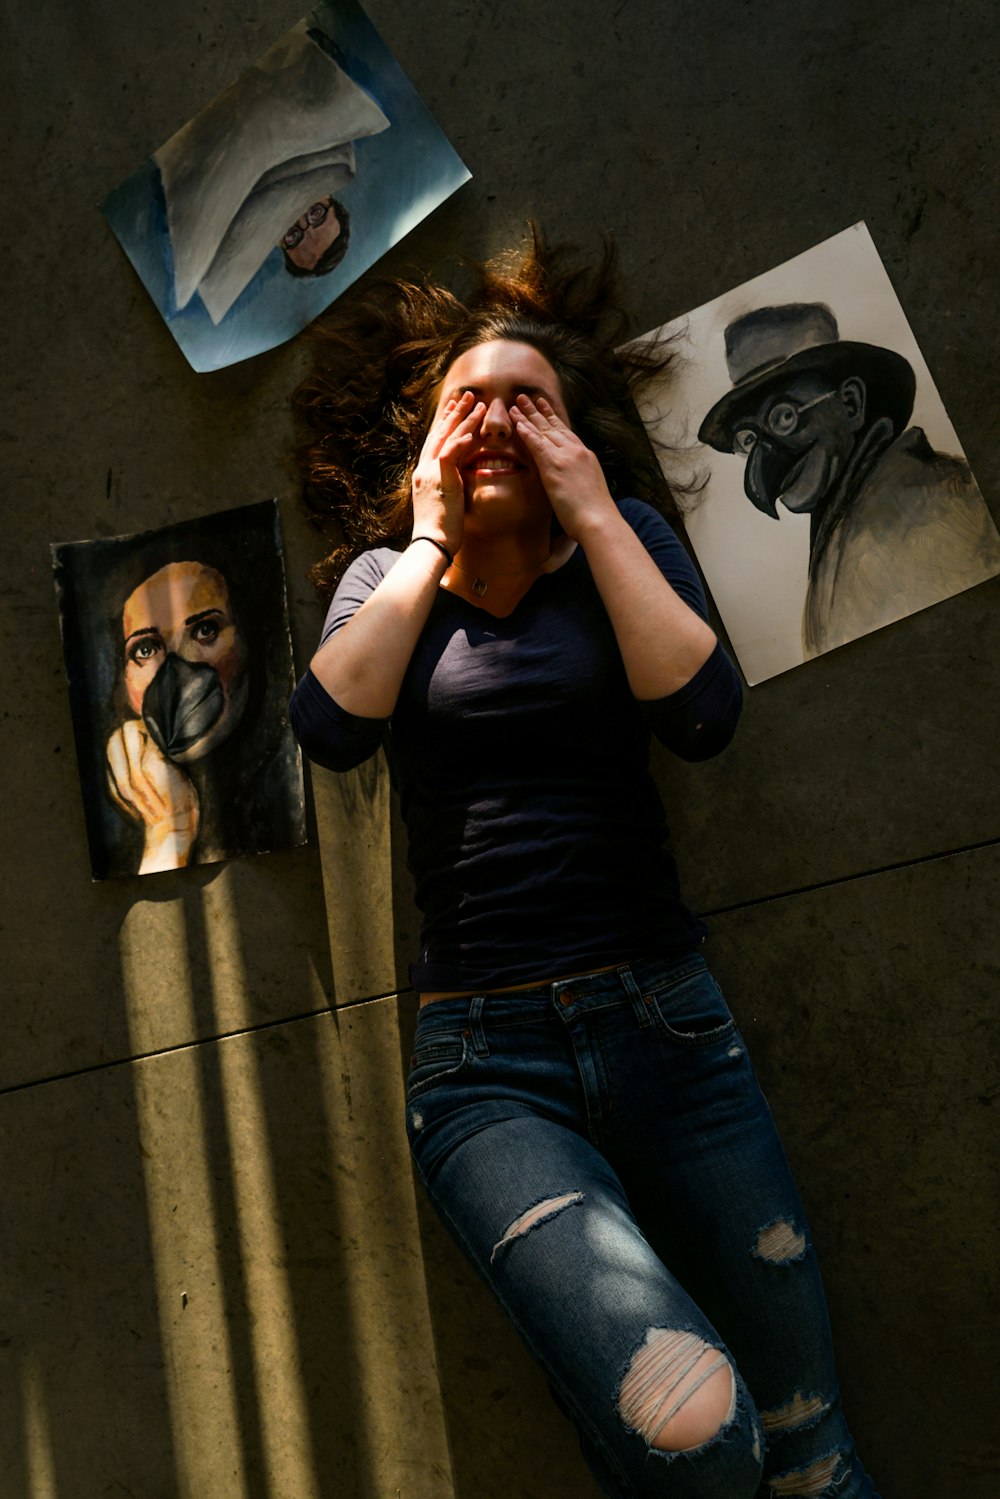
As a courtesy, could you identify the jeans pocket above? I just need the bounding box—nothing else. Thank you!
[407,1033,469,1099]
[647,966,738,1048]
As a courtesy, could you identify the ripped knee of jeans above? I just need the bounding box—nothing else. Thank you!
[617,1328,736,1452]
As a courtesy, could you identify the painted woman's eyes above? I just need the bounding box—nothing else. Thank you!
[128,636,162,664]
[190,619,221,645]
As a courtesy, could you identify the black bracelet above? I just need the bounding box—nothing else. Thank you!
[410,535,454,567]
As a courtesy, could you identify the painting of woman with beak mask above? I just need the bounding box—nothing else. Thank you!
[53,500,306,879]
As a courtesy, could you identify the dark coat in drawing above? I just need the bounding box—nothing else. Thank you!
[699,303,1000,656]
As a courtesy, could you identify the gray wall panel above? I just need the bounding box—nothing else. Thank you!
[701,847,999,1498]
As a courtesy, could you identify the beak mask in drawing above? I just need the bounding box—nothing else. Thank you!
[744,440,783,519]
[142,654,228,761]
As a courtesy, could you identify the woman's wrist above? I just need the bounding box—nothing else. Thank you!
[567,496,625,551]
[409,534,454,567]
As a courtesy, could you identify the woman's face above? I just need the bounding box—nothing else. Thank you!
[122,561,248,762]
[432,340,573,528]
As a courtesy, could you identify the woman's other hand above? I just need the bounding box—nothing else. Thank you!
[509,394,613,539]
[411,391,485,556]
[106,719,200,873]
[511,393,717,700]
[309,396,482,719]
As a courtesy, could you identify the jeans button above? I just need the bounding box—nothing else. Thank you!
[559,991,575,1006]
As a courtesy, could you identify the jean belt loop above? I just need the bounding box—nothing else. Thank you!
[616,963,652,1028]
[467,995,490,1057]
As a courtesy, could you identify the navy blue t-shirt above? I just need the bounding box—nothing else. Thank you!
[290,499,743,991]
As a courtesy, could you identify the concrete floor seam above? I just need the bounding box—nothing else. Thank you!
[701,832,1000,919]
[0,994,396,1099]
[7,834,999,1097]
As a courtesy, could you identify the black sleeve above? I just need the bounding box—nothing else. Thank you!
[289,667,388,772]
[288,548,399,772]
[618,499,744,761]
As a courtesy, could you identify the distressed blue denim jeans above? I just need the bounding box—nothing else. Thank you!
[406,953,880,1499]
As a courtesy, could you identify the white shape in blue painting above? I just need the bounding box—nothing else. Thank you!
[102,1,471,371]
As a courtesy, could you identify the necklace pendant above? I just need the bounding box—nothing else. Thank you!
[472,577,488,597]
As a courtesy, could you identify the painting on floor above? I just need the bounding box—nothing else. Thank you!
[102,0,471,371]
[634,222,1000,684]
[52,500,306,879]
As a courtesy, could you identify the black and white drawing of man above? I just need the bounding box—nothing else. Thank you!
[698,303,1000,656]
[154,20,389,325]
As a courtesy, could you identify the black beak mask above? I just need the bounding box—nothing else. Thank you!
[744,439,785,519]
[142,654,226,759]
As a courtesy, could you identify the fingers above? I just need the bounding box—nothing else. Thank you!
[108,719,187,822]
[509,404,540,443]
[515,392,563,422]
[106,727,138,818]
[510,400,567,460]
[511,392,564,429]
[439,398,485,465]
[107,720,156,823]
[425,391,482,461]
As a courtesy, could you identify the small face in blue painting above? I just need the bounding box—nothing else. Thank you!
[280,197,351,276]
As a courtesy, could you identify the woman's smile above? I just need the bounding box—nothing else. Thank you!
[463,449,525,477]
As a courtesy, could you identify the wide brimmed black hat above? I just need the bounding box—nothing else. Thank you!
[698,302,915,452]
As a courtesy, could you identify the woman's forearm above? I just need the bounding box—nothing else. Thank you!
[508,394,716,699]
[309,540,449,717]
[310,390,484,718]
[576,506,717,699]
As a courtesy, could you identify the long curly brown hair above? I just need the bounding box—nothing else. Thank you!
[293,227,680,599]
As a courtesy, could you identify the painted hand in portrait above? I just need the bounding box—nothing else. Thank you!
[53,501,306,879]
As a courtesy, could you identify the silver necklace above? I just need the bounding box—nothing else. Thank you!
[451,553,551,598]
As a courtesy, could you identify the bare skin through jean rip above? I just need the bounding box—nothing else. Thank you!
[761,1390,831,1437]
[753,1218,808,1264]
[489,1191,584,1264]
[767,1450,843,1496]
[618,1328,736,1452]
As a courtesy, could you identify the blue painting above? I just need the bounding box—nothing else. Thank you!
[102,1,470,371]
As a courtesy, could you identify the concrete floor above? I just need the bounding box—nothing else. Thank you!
[1,0,998,1494]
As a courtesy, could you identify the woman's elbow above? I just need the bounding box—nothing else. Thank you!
[288,695,382,774]
[665,713,741,762]
[295,730,378,774]
[645,680,744,761]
